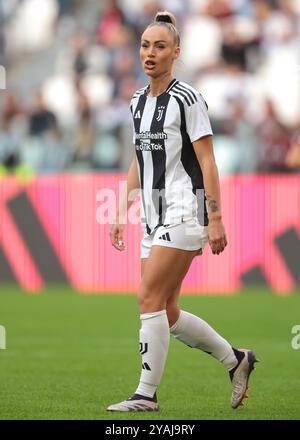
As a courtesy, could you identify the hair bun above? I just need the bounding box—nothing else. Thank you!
[155,11,176,27]
[156,14,172,24]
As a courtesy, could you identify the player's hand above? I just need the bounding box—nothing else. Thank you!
[109,222,126,251]
[208,218,227,255]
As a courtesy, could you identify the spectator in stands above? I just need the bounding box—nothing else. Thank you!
[29,89,58,137]
[220,17,260,72]
[96,0,125,48]
[202,0,234,20]
[256,99,292,172]
[226,98,259,173]
[0,91,26,171]
[71,31,89,80]
[71,86,96,168]
[22,88,70,173]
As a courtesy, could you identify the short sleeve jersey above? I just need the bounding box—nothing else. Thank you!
[130,78,213,234]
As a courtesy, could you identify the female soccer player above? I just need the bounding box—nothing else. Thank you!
[108,11,258,412]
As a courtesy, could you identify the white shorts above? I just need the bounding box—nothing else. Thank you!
[141,218,208,259]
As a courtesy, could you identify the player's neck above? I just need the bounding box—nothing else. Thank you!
[148,73,174,97]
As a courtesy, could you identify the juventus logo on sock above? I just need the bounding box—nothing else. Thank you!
[158,232,171,242]
[140,343,151,370]
[139,342,148,355]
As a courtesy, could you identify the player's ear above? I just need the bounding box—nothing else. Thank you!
[173,46,180,60]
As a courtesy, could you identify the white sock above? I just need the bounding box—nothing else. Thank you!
[170,310,238,370]
[135,310,170,398]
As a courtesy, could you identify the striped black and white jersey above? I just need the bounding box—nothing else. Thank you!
[130,78,213,235]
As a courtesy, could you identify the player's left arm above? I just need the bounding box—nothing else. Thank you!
[193,135,227,255]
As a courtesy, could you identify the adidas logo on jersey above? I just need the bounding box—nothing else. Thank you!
[158,232,171,242]
[134,110,141,119]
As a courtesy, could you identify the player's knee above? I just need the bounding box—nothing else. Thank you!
[137,282,166,313]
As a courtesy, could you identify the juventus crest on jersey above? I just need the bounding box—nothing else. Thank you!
[130,79,213,235]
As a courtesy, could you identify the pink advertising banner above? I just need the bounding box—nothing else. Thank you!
[0,174,299,294]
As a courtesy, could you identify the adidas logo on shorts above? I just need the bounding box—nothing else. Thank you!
[158,232,171,242]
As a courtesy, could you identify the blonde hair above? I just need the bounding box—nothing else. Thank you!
[147,10,180,47]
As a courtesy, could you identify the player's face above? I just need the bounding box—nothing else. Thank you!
[140,26,180,79]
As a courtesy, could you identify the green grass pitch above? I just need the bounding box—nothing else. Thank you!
[0,287,300,420]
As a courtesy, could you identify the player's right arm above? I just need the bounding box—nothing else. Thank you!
[110,157,140,251]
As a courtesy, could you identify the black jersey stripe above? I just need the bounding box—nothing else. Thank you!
[133,89,144,95]
[165,78,178,93]
[177,83,198,102]
[170,90,191,106]
[133,89,145,95]
[149,93,171,229]
[172,86,193,106]
[179,83,198,101]
[176,84,198,104]
[174,96,208,226]
[133,89,147,99]
[169,90,191,107]
[133,91,151,235]
[173,85,195,105]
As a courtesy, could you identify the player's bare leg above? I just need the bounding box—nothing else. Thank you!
[107,246,197,411]
[138,245,197,314]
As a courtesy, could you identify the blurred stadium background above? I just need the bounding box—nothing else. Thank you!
[0,0,300,420]
[1,0,300,176]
